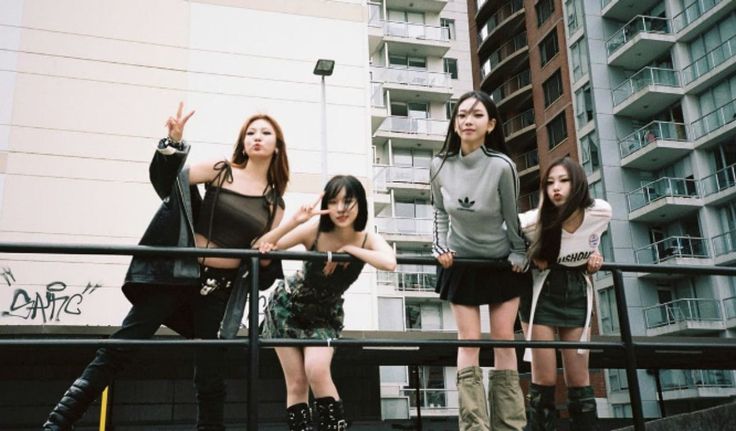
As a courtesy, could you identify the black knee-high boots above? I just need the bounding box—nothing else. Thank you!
[287,402,314,431]
[315,396,348,430]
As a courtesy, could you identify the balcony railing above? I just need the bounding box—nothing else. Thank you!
[635,236,710,264]
[377,116,448,136]
[502,109,534,137]
[627,177,700,211]
[374,217,432,236]
[612,67,680,106]
[399,388,457,409]
[701,163,736,196]
[373,165,430,189]
[482,32,527,78]
[712,229,736,257]
[673,0,725,32]
[619,121,689,158]
[384,20,450,42]
[491,69,531,104]
[514,148,539,172]
[660,369,735,391]
[606,15,671,57]
[478,0,524,42]
[377,266,437,292]
[368,3,382,27]
[682,35,736,84]
[371,82,385,108]
[644,298,723,329]
[371,67,452,89]
[724,297,736,320]
[691,100,736,141]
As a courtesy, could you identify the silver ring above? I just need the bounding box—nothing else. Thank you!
[327,251,333,263]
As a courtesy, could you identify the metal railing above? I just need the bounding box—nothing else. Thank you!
[481,32,527,79]
[377,266,437,292]
[634,236,710,264]
[660,369,735,390]
[682,34,736,84]
[690,99,736,141]
[371,82,385,108]
[2,243,736,430]
[477,0,524,42]
[712,229,736,257]
[383,20,450,42]
[724,297,736,320]
[373,164,430,189]
[377,116,448,137]
[503,109,534,137]
[643,298,723,329]
[673,0,725,32]
[399,388,458,409]
[606,15,671,57]
[374,216,433,236]
[627,177,700,212]
[491,69,531,104]
[618,121,689,158]
[612,67,680,106]
[514,148,539,172]
[371,67,452,89]
[701,163,736,196]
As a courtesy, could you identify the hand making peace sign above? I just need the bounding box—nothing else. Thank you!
[165,101,195,142]
[291,193,330,225]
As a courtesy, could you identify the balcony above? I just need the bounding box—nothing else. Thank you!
[683,35,736,94]
[513,148,539,178]
[371,82,387,132]
[606,16,674,70]
[502,109,535,145]
[374,216,432,244]
[701,163,736,205]
[377,264,437,293]
[373,164,430,193]
[626,177,702,222]
[619,121,692,170]
[643,298,725,336]
[601,0,662,21]
[477,0,525,57]
[374,116,448,145]
[399,388,458,416]
[381,20,451,57]
[690,100,736,149]
[660,369,736,400]
[673,0,735,41]
[518,191,540,212]
[635,236,712,279]
[480,32,528,90]
[371,67,452,102]
[725,297,736,328]
[491,69,532,110]
[387,0,448,14]
[612,67,682,117]
[712,230,736,265]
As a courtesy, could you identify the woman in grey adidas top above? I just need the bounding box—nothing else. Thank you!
[430,90,531,431]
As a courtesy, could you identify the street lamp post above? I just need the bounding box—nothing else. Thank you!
[313,59,335,185]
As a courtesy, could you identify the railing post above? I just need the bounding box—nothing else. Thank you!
[612,269,646,431]
[247,256,261,430]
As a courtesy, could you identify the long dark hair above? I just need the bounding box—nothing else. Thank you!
[231,114,290,198]
[529,156,594,264]
[318,175,368,232]
[431,90,508,180]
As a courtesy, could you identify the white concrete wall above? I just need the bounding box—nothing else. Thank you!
[0,0,372,328]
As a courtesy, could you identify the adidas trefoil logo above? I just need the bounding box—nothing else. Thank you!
[458,196,475,209]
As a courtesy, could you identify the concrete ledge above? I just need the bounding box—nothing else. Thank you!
[616,401,736,431]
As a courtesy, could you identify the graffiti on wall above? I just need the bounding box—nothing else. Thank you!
[1,267,102,323]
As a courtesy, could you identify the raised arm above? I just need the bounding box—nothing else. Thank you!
[255,194,329,251]
[341,232,397,272]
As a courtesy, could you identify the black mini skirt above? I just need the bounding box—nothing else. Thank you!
[435,261,532,306]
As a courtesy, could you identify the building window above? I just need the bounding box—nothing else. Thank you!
[546,113,567,148]
[445,99,457,120]
[608,369,629,392]
[565,0,583,33]
[440,18,455,40]
[580,131,600,175]
[443,58,458,79]
[542,70,564,107]
[575,84,594,127]
[389,54,427,69]
[570,38,589,82]
[539,29,559,66]
[536,0,555,27]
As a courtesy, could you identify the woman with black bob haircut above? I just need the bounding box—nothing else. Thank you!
[256,175,396,431]
[519,156,611,431]
[431,90,531,431]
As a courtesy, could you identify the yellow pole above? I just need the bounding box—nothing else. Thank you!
[98,386,109,431]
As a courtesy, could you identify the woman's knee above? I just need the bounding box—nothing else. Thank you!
[286,371,310,394]
[304,362,331,385]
